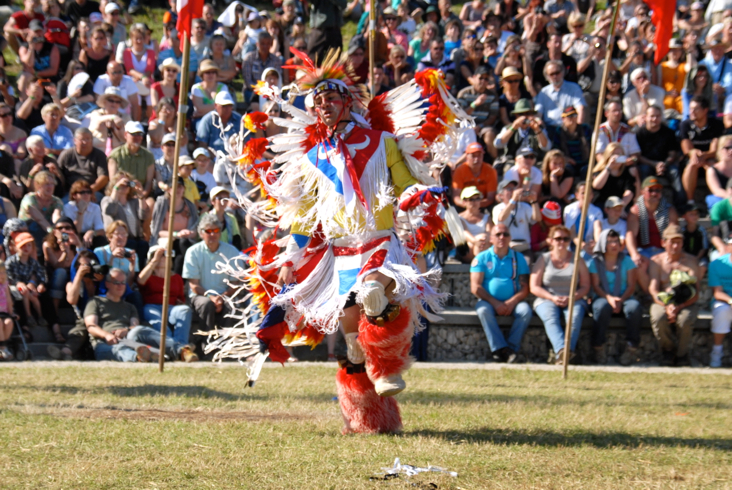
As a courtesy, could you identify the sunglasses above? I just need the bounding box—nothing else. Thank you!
[647,187,662,194]
[110,71,124,75]
[552,236,571,242]
[203,228,221,234]
[505,79,520,84]
[547,71,562,77]
[107,99,122,104]
[55,225,74,231]
[522,155,537,160]
[107,279,126,286]
[0,112,12,118]
[494,232,510,237]
[76,190,92,195]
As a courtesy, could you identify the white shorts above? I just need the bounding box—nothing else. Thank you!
[711,301,732,335]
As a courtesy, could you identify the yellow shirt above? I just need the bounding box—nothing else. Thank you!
[182,177,201,204]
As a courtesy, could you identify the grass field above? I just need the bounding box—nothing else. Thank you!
[1,363,731,489]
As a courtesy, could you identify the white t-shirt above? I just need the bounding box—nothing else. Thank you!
[600,217,628,238]
[502,165,542,187]
[564,201,604,242]
[192,169,217,195]
[63,201,105,233]
[492,202,535,243]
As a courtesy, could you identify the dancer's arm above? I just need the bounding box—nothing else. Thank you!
[386,138,418,197]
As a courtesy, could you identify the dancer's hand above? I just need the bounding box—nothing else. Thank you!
[276,266,293,288]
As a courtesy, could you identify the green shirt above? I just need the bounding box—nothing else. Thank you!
[711,198,732,227]
[18,193,64,223]
[83,296,139,347]
[109,144,155,186]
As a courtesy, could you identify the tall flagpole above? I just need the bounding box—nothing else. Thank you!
[561,0,621,378]
[368,0,376,95]
[159,34,191,372]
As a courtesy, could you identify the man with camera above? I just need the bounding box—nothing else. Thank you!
[494,99,551,166]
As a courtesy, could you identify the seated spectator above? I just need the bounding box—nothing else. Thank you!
[531,33,579,95]
[594,196,628,245]
[417,39,456,86]
[64,179,106,249]
[42,217,80,341]
[15,80,47,131]
[709,245,732,367]
[592,143,640,211]
[196,91,242,156]
[626,176,679,292]
[120,24,156,95]
[79,26,113,81]
[451,142,497,209]
[497,67,526,127]
[148,98,189,161]
[0,260,17,360]
[150,58,180,112]
[18,171,64,246]
[368,66,391,97]
[30,103,73,157]
[682,64,714,121]
[589,229,642,366]
[108,121,155,199]
[66,249,105,313]
[57,128,109,201]
[534,61,586,130]
[17,21,60,90]
[152,133,176,199]
[0,102,28,163]
[384,45,412,87]
[494,99,551,168]
[492,179,540,256]
[93,61,141,122]
[556,106,590,172]
[563,181,603,255]
[158,27,199,88]
[7,231,48,328]
[648,224,700,367]
[623,67,665,127]
[84,268,196,362]
[20,135,63,196]
[408,22,439,66]
[204,34,237,84]
[100,172,150,262]
[203,186,242,250]
[86,87,129,152]
[531,201,562,254]
[3,0,45,55]
[539,149,574,207]
[530,224,590,365]
[681,204,709,279]
[191,148,217,203]
[182,214,241,334]
[240,33,280,107]
[471,223,531,363]
[93,220,144,311]
[150,177,198,274]
[706,135,732,210]
[458,186,491,263]
[137,246,197,360]
[636,105,683,207]
[699,38,732,112]
[191,60,229,119]
[680,95,725,205]
[178,157,203,210]
[595,99,640,162]
[502,146,543,198]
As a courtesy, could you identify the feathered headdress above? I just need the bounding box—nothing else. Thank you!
[283,47,368,106]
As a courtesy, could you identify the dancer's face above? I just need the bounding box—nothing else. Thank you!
[314,91,348,128]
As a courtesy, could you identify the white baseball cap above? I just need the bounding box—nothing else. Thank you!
[124,121,144,134]
[215,91,235,106]
[161,133,176,145]
[210,186,230,199]
[104,2,120,13]
[193,147,211,159]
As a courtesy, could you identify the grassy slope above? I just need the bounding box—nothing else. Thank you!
[1,364,731,489]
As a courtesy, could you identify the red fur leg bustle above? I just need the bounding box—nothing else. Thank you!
[335,367,402,434]
[358,306,414,383]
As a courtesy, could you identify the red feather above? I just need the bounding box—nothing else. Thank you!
[367,93,395,134]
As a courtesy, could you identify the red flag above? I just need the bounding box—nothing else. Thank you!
[646,0,677,64]
[176,0,203,38]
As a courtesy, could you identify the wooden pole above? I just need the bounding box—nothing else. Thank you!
[159,35,191,372]
[368,0,376,96]
[562,0,621,378]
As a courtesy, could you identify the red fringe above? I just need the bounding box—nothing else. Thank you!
[358,307,414,381]
[336,369,402,434]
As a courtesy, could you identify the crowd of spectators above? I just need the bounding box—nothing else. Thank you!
[0,0,730,368]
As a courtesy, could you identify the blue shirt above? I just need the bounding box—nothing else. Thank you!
[196,111,242,156]
[708,253,732,294]
[470,246,529,301]
[30,124,74,152]
[588,254,636,295]
[534,81,586,127]
[701,53,732,97]
[94,245,140,273]
[158,48,200,84]
[182,240,242,297]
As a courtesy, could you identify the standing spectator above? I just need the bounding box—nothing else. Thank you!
[108,121,155,199]
[182,214,241,334]
[591,143,640,211]
[534,61,586,129]
[64,179,106,249]
[530,225,590,365]
[7,231,47,328]
[57,127,109,200]
[648,224,700,367]
[492,179,540,255]
[595,99,641,161]
[30,103,73,157]
[623,67,665,127]
[471,223,532,363]
[680,95,725,205]
[137,246,197,360]
[100,172,149,261]
[196,92,242,156]
[307,0,345,61]
[241,33,281,107]
[3,0,45,54]
[93,61,141,121]
[18,171,64,246]
[451,142,497,209]
[636,106,683,206]
[589,229,642,365]
[626,177,679,292]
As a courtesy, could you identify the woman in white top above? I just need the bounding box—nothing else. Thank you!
[85,87,129,152]
[64,179,106,249]
[562,13,591,64]
[458,186,492,262]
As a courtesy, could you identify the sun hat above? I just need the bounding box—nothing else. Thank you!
[604,196,624,208]
[460,186,483,200]
[14,232,35,248]
[98,86,129,109]
[511,98,534,115]
[210,186,229,199]
[662,224,684,240]
[161,57,181,72]
[497,179,518,193]
[500,66,522,81]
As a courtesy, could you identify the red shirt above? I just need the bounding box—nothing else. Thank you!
[647,217,662,248]
[11,11,45,30]
[140,274,185,306]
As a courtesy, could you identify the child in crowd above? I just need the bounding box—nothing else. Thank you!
[531,201,562,253]
[594,196,628,247]
[6,232,48,329]
[178,156,203,211]
[682,204,709,279]
[564,182,603,259]
[444,20,462,56]
[0,260,16,360]
[191,148,217,204]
